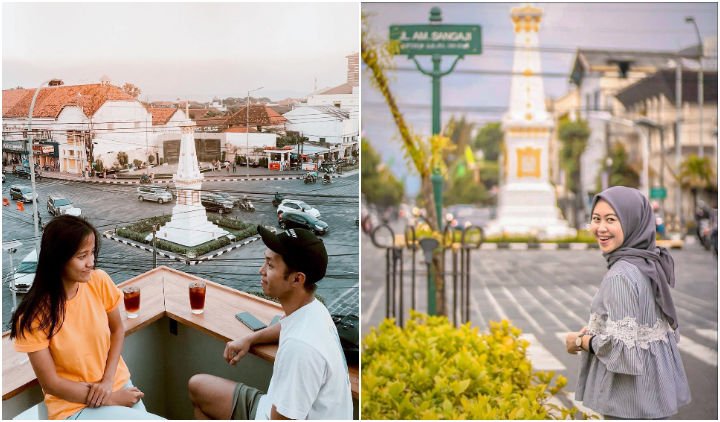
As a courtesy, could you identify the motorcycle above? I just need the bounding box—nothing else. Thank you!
[322,174,332,185]
[238,198,255,212]
[304,171,318,184]
[139,174,151,184]
[272,193,284,208]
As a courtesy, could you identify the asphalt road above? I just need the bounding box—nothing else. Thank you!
[2,173,359,330]
[361,220,718,420]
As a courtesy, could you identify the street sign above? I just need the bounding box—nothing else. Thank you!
[389,24,482,56]
[650,187,667,200]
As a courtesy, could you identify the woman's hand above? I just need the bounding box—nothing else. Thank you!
[87,379,113,407]
[107,386,144,408]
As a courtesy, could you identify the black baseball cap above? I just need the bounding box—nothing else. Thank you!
[257,225,328,284]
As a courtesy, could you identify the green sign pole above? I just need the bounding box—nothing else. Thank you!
[390,7,482,315]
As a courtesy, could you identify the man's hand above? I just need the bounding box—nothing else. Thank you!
[87,379,113,408]
[224,337,253,366]
[107,386,144,408]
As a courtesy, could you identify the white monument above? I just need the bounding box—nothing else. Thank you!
[484,4,576,239]
[153,116,229,247]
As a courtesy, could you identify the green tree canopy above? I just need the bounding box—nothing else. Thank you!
[361,139,404,209]
[595,143,640,190]
[472,122,503,161]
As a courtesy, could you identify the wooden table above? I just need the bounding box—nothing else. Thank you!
[3,266,359,400]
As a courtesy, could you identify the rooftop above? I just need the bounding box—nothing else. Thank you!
[2,83,136,119]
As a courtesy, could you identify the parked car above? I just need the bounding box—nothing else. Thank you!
[47,194,81,216]
[9,185,38,203]
[277,199,321,218]
[200,193,234,214]
[137,186,173,204]
[278,211,329,235]
[10,249,37,293]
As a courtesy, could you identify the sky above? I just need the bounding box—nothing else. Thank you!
[362,2,718,197]
[2,2,359,101]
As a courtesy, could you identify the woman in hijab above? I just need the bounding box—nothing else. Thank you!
[565,186,691,419]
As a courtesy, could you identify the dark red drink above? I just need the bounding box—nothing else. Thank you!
[123,286,141,318]
[189,281,206,314]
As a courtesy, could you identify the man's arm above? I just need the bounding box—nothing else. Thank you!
[224,322,281,365]
[271,405,291,420]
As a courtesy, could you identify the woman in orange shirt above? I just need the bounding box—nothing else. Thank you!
[10,215,162,420]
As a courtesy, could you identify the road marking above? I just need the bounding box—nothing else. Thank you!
[568,284,596,303]
[672,289,716,309]
[482,285,509,321]
[677,333,718,367]
[561,392,602,418]
[500,285,544,333]
[695,329,718,343]
[516,284,571,332]
[469,293,488,331]
[519,333,566,371]
[536,285,587,327]
[363,281,385,326]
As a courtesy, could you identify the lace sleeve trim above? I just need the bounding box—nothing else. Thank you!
[587,313,673,349]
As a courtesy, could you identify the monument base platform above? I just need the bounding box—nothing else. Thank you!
[152,205,229,247]
[485,183,576,239]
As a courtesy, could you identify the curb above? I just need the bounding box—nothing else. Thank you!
[39,172,354,185]
[103,230,262,265]
[479,243,599,251]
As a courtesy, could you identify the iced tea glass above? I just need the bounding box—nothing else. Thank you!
[189,281,206,314]
[123,286,141,319]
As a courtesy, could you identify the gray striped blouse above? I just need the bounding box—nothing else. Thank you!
[575,261,691,419]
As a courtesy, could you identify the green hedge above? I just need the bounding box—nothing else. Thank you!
[115,215,256,257]
[362,312,580,419]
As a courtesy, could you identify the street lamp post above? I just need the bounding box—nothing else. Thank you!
[27,79,63,253]
[246,86,263,178]
[685,16,704,158]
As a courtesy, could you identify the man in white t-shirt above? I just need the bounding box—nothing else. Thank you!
[188,226,353,420]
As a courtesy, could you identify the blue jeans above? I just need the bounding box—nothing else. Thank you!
[66,381,164,420]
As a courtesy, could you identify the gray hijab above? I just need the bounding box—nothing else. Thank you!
[592,186,679,329]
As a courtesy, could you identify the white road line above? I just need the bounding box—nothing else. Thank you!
[363,283,384,326]
[483,286,509,321]
[695,328,718,343]
[536,285,587,327]
[673,289,716,309]
[519,333,566,371]
[516,284,571,332]
[674,304,718,330]
[500,286,544,333]
[677,334,718,367]
[469,293,488,331]
[563,391,602,418]
[568,284,596,303]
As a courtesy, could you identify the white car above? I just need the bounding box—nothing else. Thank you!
[277,199,321,219]
[11,249,37,293]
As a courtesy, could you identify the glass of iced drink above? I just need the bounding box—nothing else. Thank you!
[123,286,141,319]
[189,281,207,314]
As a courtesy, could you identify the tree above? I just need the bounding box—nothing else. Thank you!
[679,155,717,211]
[361,139,404,209]
[148,155,155,165]
[558,118,590,228]
[472,122,503,161]
[117,151,129,167]
[595,143,640,190]
[363,13,451,315]
[122,83,141,99]
[443,172,489,206]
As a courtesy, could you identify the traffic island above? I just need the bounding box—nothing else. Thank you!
[106,215,260,265]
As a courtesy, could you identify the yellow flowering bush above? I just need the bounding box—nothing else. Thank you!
[362,312,578,419]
